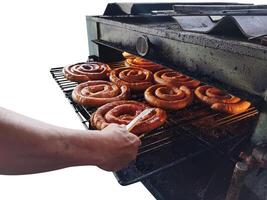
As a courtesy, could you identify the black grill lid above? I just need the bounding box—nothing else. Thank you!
[173,4,267,15]
[103,2,252,16]
[173,15,267,38]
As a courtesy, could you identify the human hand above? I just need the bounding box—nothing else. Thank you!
[96,123,141,171]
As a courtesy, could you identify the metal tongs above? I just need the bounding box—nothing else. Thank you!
[126,108,155,138]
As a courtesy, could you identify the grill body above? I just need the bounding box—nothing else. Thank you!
[52,3,267,200]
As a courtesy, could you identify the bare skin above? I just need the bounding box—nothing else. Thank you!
[0,107,141,175]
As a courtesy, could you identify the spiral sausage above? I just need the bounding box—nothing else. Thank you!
[63,62,111,82]
[72,80,130,107]
[194,85,251,114]
[91,100,167,136]
[154,69,200,89]
[144,84,193,110]
[109,67,154,92]
[125,57,164,72]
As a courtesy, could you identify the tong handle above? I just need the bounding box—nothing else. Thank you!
[126,108,155,139]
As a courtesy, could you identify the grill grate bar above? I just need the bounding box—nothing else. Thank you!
[215,106,256,122]
[138,138,178,155]
[138,129,191,155]
[182,126,243,162]
[50,63,258,140]
[213,108,259,128]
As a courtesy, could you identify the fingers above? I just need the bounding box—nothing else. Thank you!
[108,123,126,131]
[102,123,142,146]
[127,132,141,146]
[97,123,142,172]
[118,125,141,146]
[118,124,126,128]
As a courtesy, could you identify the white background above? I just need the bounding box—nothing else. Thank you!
[0,0,265,199]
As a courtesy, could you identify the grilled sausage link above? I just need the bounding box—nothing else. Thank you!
[154,69,200,89]
[63,62,111,82]
[194,85,251,114]
[194,85,240,105]
[211,100,251,115]
[109,67,154,92]
[125,57,164,72]
[144,84,193,110]
[91,100,167,136]
[122,51,136,59]
[72,80,130,107]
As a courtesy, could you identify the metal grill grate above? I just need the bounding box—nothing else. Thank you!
[50,62,258,185]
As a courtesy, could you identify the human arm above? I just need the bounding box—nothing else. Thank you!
[0,107,141,174]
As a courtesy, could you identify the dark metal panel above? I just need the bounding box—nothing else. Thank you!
[88,16,267,60]
[86,16,123,62]
[86,16,99,57]
[252,104,267,146]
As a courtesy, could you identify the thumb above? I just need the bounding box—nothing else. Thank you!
[127,132,142,146]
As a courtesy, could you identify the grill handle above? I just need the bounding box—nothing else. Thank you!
[136,35,150,57]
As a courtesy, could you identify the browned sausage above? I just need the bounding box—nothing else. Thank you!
[211,100,251,115]
[109,67,153,92]
[91,100,167,136]
[195,85,250,114]
[144,84,193,110]
[154,69,200,89]
[125,57,164,72]
[72,80,130,107]
[63,62,111,82]
[194,85,240,105]
[122,51,136,59]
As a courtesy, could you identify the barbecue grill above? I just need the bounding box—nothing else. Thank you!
[50,2,267,200]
